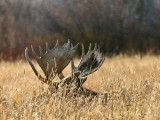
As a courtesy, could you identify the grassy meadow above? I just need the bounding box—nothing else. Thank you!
[0,55,160,120]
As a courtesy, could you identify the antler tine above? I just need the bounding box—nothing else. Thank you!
[25,48,46,82]
[39,45,43,57]
[71,59,75,73]
[46,42,50,53]
[71,43,73,48]
[89,43,92,51]
[31,45,40,60]
[94,43,97,51]
[68,39,71,48]
[52,40,59,50]
[98,45,100,52]
[87,43,92,54]
[64,39,71,50]
[81,43,85,58]
[56,40,59,46]
[71,42,79,51]
[68,39,71,44]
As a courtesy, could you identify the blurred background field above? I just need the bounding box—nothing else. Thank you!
[0,56,160,119]
[0,0,160,60]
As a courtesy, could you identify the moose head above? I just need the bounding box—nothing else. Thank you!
[25,40,107,103]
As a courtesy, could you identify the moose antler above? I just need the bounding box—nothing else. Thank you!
[63,43,105,87]
[25,41,107,103]
[25,40,79,84]
[72,43,104,77]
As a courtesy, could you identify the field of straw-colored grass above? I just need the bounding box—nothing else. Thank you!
[0,55,160,120]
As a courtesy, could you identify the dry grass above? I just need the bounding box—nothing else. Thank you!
[0,55,160,120]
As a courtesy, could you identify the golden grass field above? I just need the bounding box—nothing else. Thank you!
[0,55,160,120]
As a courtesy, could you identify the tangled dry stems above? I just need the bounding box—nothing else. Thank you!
[0,55,160,119]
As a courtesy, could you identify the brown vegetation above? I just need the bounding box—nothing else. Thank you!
[0,56,160,119]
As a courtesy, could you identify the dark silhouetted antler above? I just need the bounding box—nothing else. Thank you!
[67,43,105,87]
[25,41,107,103]
[72,43,105,77]
[25,40,79,84]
